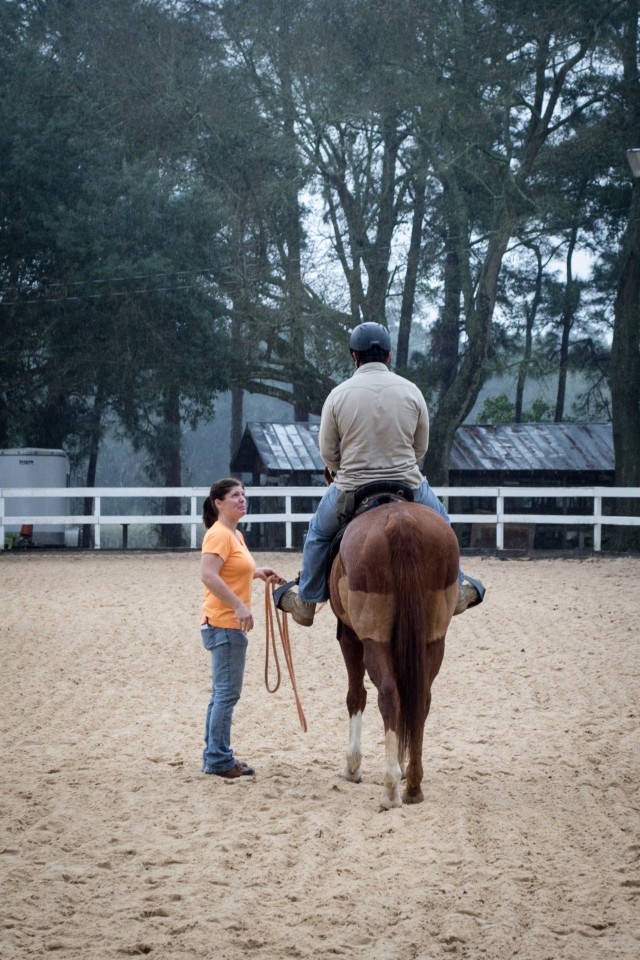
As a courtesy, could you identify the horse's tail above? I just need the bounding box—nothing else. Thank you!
[386,510,430,758]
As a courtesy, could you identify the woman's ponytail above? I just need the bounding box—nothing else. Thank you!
[202,495,217,529]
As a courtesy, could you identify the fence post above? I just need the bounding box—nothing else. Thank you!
[190,495,197,549]
[593,494,602,552]
[94,496,101,550]
[285,495,292,550]
[496,491,505,550]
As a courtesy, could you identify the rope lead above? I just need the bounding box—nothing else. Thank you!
[264,583,308,733]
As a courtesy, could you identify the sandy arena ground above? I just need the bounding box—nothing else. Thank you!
[0,551,639,960]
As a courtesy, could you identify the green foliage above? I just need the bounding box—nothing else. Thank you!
[478,394,553,424]
[0,0,232,488]
[1,0,637,491]
[477,395,516,425]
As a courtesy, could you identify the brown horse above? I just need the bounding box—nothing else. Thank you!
[328,501,460,809]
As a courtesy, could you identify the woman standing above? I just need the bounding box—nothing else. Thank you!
[200,478,284,778]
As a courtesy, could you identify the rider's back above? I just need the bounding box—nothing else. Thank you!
[319,361,429,489]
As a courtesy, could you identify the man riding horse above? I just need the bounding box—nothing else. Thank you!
[276,321,485,625]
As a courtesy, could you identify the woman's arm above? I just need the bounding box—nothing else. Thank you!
[201,551,253,632]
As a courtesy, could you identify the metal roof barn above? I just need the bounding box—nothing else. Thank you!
[448,423,615,485]
[232,421,615,486]
[229,421,616,551]
[231,422,326,484]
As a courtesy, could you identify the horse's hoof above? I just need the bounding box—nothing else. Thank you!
[340,768,362,783]
[402,789,424,805]
[379,789,402,810]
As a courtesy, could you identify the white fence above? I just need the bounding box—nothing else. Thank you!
[2,485,640,552]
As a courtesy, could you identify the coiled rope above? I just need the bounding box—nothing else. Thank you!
[264,583,307,733]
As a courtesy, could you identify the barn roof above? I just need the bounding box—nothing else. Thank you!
[231,421,325,475]
[449,422,614,474]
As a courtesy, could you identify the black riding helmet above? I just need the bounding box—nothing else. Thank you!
[348,322,391,353]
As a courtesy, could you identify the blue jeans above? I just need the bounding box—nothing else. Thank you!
[201,624,248,773]
[298,479,461,604]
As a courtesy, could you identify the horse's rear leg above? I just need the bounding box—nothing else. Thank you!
[404,638,445,805]
[403,710,426,804]
[363,643,402,810]
[337,624,366,783]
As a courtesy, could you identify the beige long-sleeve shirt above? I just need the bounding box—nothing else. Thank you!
[318,362,429,490]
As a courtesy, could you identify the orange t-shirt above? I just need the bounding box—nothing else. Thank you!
[201,522,256,630]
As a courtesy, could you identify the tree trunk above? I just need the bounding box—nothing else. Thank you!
[396,167,427,373]
[516,245,543,422]
[81,384,105,549]
[555,221,581,421]
[278,18,310,422]
[362,111,399,326]
[432,184,466,401]
[426,232,510,484]
[611,0,640,492]
[159,385,184,548]
[611,177,640,487]
[230,385,244,469]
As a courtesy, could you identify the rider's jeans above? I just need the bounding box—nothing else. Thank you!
[297,479,459,604]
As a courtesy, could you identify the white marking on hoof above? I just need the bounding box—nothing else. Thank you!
[341,768,362,783]
[344,711,363,782]
[380,783,402,810]
[380,730,402,809]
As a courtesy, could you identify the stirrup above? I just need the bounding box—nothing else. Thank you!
[273,577,299,610]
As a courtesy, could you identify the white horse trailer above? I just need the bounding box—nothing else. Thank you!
[0,448,71,546]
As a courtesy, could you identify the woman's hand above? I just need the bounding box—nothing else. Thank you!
[254,567,285,585]
[233,600,254,633]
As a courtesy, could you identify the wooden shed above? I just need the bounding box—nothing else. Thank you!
[230,420,616,551]
[230,421,325,486]
[449,422,615,487]
[230,422,326,549]
[232,420,615,487]
[448,422,615,550]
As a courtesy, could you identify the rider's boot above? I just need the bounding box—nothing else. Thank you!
[274,581,317,627]
[453,575,486,616]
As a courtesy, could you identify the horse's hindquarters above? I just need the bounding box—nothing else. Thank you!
[329,502,460,808]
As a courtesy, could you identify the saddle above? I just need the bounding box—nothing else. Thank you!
[274,480,415,611]
[326,479,414,580]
